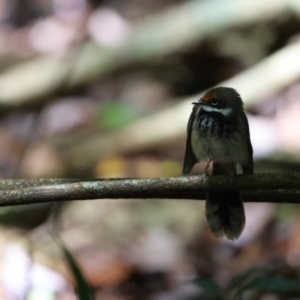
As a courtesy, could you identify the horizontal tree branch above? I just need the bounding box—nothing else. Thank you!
[0,172,299,206]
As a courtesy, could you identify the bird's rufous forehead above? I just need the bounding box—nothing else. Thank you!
[201,91,216,102]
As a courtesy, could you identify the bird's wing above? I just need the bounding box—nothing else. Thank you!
[183,108,198,174]
[241,111,253,174]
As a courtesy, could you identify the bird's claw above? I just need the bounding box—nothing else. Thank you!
[201,173,209,185]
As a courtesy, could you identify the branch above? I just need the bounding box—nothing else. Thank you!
[1,173,299,206]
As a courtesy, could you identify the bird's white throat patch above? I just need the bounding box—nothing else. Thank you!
[202,105,232,116]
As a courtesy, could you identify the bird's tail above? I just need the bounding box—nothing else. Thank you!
[205,163,245,240]
[206,190,245,239]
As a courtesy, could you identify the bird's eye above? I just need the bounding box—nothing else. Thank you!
[211,98,218,106]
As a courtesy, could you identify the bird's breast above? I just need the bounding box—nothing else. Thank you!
[191,112,248,165]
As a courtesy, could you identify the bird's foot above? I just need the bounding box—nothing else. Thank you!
[204,159,212,174]
[201,173,209,185]
[200,173,208,185]
[201,160,212,185]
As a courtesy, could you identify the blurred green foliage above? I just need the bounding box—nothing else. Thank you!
[56,237,94,300]
[99,103,139,129]
[193,266,300,300]
[194,278,222,299]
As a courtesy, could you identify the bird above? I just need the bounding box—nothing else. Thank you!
[183,87,253,240]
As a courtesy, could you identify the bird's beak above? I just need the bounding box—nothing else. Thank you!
[192,99,205,105]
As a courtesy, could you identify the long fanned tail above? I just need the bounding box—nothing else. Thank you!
[205,162,245,240]
[205,190,245,240]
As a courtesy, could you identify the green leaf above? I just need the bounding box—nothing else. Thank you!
[194,278,223,299]
[54,237,94,300]
[249,275,300,292]
[234,275,300,299]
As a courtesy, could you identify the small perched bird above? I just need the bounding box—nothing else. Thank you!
[183,87,253,240]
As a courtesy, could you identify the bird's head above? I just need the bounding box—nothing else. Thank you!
[192,87,244,117]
